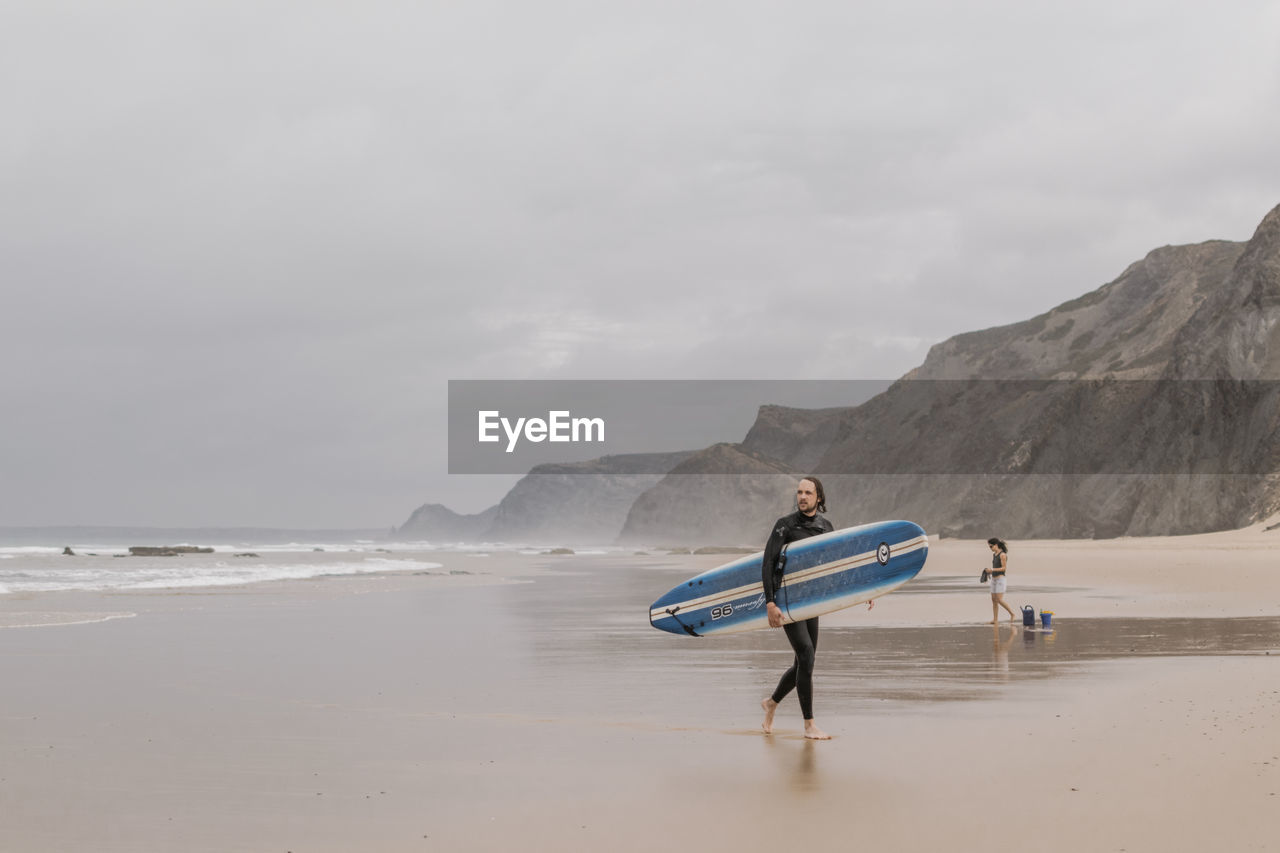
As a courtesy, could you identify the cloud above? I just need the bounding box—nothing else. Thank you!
[2,0,1278,525]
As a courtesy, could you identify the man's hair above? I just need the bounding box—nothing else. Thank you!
[801,476,827,513]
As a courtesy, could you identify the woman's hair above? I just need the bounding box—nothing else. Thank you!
[802,476,827,513]
[987,537,1008,553]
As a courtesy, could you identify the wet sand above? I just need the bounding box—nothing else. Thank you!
[1,525,1278,852]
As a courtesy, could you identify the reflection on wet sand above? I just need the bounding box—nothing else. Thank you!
[991,623,1015,679]
[496,561,1280,715]
[762,733,825,793]
[651,616,1280,708]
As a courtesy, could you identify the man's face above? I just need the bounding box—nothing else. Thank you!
[796,479,818,514]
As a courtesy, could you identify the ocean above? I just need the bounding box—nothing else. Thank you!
[0,528,620,595]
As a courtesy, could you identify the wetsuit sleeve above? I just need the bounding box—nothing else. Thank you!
[761,519,788,604]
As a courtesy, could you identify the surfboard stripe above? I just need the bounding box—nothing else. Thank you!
[781,536,928,592]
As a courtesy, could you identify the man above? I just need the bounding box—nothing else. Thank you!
[759,476,871,739]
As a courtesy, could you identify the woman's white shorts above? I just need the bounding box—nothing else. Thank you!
[990,575,1007,594]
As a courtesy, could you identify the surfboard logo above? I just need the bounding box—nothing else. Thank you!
[876,542,891,565]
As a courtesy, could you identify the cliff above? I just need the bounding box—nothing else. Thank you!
[400,204,1280,543]
[803,205,1280,537]
[393,503,498,543]
[617,443,803,545]
[627,204,1280,541]
[395,452,694,545]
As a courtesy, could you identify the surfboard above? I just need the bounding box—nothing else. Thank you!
[649,520,928,637]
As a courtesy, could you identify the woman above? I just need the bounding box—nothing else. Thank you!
[987,537,1016,624]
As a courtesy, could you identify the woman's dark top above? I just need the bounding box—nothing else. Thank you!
[991,552,1006,576]
[761,511,834,604]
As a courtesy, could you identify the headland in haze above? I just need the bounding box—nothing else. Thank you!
[401,204,1280,545]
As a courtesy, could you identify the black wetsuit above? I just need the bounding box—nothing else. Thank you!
[761,510,833,720]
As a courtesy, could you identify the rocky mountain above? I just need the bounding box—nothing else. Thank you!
[821,206,1280,537]
[1169,204,1280,379]
[401,204,1280,544]
[394,452,693,545]
[393,503,498,543]
[617,443,803,545]
[905,239,1247,381]
[739,405,847,471]
[622,203,1280,542]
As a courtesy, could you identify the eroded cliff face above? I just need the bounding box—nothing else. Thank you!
[395,452,693,545]
[1170,205,1280,380]
[394,503,499,542]
[625,204,1280,543]
[906,238,1247,381]
[617,444,802,546]
[904,205,1280,384]
[403,206,1280,544]
[844,207,1280,537]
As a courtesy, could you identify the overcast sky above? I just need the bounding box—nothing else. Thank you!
[3,0,1278,528]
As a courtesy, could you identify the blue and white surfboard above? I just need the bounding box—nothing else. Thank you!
[649,520,928,637]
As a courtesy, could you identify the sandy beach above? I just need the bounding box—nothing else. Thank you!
[2,525,1278,852]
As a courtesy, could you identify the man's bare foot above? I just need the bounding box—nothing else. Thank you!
[761,698,778,734]
[803,720,831,740]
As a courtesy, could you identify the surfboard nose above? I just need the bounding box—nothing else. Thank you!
[649,595,681,635]
[892,519,928,544]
